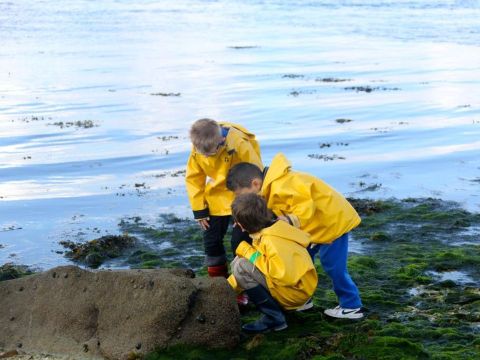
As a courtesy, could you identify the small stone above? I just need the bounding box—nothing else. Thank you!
[196,314,206,324]
[210,320,216,325]
[0,350,19,358]
[133,285,138,289]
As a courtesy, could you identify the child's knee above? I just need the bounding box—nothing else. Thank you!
[232,257,251,277]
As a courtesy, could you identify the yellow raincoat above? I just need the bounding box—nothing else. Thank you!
[227,220,318,310]
[185,122,262,218]
[261,153,361,244]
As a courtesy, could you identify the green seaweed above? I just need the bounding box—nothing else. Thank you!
[145,198,480,359]
[0,263,34,281]
[59,234,137,268]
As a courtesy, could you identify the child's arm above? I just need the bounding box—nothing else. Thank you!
[185,152,208,219]
[284,189,317,229]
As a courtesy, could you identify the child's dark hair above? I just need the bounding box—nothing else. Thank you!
[232,193,273,234]
[226,162,263,191]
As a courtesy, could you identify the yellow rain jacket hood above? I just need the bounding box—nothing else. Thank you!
[261,153,360,244]
[228,220,318,310]
[186,122,262,218]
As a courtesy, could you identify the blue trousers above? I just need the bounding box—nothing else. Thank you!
[308,233,362,309]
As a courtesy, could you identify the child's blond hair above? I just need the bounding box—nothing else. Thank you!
[189,118,222,154]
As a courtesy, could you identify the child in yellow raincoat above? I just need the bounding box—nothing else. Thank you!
[185,119,262,278]
[228,193,318,333]
[226,153,363,319]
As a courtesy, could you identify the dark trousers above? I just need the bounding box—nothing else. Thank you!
[203,215,252,266]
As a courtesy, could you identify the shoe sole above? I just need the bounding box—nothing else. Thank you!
[295,301,314,312]
[324,311,364,319]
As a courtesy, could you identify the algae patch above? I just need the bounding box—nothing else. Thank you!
[59,234,137,268]
[0,263,34,281]
[147,197,480,359]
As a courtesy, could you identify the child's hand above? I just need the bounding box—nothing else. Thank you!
[196,217,210,230]
[277,216,289,223]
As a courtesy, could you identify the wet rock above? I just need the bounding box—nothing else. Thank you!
[344,86,401,92]
[227,46,258,49]
[316,77,351,82]
[59,234,137,268]
[282,74,304,78]
[48,120,96,129]
[335,118,352,123]
[0,263,34,282]
[307,154,346,161]
[369,232,391,242]
[150,92,181,97]
[0,266,240,359]
[0,350,18,358]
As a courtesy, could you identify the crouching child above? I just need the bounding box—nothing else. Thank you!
[227,193,318,333]
[227,153,363,319]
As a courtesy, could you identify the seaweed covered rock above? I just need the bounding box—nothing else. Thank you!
[0,266,240,359]
[0,263,34,282]
[59,234,137,268]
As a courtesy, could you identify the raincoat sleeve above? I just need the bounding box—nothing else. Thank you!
[234,139,263,169]
[284,185,317,229]
[236,241,285,283]
[185,152,209,219]
[227,274,243,294]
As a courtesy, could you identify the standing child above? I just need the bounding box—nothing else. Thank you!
[185,118,262,278]
[227,152,363,319]
[228,193,318,333]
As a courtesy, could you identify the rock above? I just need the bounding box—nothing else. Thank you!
[0,350,18,359]
[0,266,240,359]
[0,264,34,282]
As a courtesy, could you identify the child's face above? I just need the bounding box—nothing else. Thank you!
[198,137,225,157]
[234,178,262,196]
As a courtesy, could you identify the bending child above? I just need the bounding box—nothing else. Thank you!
[227,152,363,319]
[227,193,318,333]
[185,118,262,278]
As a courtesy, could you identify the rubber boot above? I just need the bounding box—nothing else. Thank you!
[242,285,287,333]
[207,263,228,278]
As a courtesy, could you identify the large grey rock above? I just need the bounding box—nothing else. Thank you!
[0,266,240,359]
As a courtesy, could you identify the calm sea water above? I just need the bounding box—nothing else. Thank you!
[1,0,480,268]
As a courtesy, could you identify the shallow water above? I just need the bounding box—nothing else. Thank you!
[1,0,480,268]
